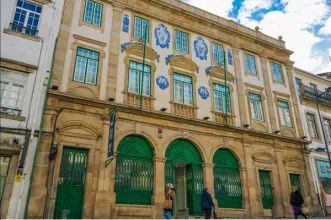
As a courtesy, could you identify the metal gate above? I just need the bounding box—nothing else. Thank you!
[186,164,203,216]
[54,147,88,219]
[213,149,242,208]
[289,174,301,193]
[258,170,273,209]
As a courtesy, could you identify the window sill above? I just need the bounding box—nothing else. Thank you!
[0,113,26,121]
[3,28,41,42]
[170,101,198,109]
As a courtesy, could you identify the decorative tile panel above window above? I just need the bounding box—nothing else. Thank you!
[277,100,292,127]
[155,24,170,49]
[73,47,100,85]
[122,14,129,33]
[244,53,257,75]
[175,30,189,53]
[212,42,224,64]
[10,0,42,37]
[134,16,149,41]
[249,93,264,121]
[0,68,28,116]
[272,62,284,83]
[83,0,103,26]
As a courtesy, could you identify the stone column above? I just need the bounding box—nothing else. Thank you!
[94,118,113,218]
[107,3,124,100]
[286,65,304,138]
[153,157,166,219]
[261,57,278,133]
[232,47,248,126]
[240,167,250,217]
[203,162,219,213]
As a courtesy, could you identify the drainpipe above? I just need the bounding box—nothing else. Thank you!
[14,1,61,218]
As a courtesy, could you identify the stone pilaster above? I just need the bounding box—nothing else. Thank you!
[240,167,250,217]
[232,47,248,126]
[203,162,219,214]
[286,65,304,138]
[107,4,125,100]
[153,157,166,219]
[261,57,278,133]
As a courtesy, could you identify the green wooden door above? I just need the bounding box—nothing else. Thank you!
[54,147,88,219]
[186,164,203,216]
[289,174,301,193]
[258,170,273,209]
[213,149,242,208]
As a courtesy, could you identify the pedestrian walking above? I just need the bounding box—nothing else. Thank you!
[163,183,175,219]
[201,187,214,219]
[290,186,308,219]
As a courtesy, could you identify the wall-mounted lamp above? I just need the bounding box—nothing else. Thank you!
[108,98,115,102]
[51,85,58,90]
[203,116,210,120]
[243,124,250,128]
[160,108,167,112]
[301,136,307,139]
[274,130,281,134]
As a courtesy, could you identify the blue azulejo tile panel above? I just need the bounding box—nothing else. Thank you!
[227,49,233,65]
[194,37,208,60]
[122,14,129,33]
[156,75,169,90]
[155,24,170,49]
[198,86,209,99]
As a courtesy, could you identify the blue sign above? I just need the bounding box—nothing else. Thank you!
[108,110,116,158]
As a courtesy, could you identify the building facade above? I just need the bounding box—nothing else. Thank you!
[0,0,64,218]
[294,68,331,215]
[26,0,322,218]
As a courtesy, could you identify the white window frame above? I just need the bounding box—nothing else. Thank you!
[249,92,264,121]
[324,118,331,141]
[307,113,318,139]
[277,100,292,128]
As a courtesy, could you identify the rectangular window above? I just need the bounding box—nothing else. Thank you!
[245,53,257,74]
[213,83,231,114]
[175,30,189,53]
[83,0,103,26]
[174,73,193,105]
[11,0,42,36]
[212,42,224,64]
[128,60,151,96]
[73,47,99,85]
[0,68,27,112]
[307,114,318,139]
[295,78,301,97]
[272,63,284,83]
[0,156,11,201]
[249,93,264,121]
[324,119,331,141]
[134,16,149,41]
[277,100,292,127]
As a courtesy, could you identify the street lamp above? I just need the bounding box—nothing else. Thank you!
[313,85,331,167]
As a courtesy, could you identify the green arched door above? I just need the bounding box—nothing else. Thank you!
[213,149,242,208]
[114,135,154,205]
[165,139,203,216]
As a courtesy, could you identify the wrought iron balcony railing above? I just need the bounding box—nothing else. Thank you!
[0,107,22,116]
[301,85,331,106]
[9,23,39,37]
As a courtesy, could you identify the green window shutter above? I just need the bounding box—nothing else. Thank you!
[73,47,99,85]
[213,149,242,208]
[213,83,231,114]
[249,92,264,121]
[115,135,154,205]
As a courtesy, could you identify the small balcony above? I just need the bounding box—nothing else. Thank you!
[301,85,331,107]
[9,23,39,37]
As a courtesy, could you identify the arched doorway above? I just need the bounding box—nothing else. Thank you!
[213,149,242,208]
[114,135,154,205]
[165,139,203,216]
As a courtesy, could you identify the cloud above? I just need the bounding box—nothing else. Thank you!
[319,16,331,35]
[181,0,235,18]
[238,0,273,25]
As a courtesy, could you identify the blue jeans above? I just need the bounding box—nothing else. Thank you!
[163,210,171,219]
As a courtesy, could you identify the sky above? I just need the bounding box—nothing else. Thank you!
[181,0,331,74]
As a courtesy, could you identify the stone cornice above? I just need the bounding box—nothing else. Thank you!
[48,90,311,145]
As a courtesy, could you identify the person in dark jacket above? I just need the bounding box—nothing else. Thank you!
[201,187,214,219]
[290,186,307,219]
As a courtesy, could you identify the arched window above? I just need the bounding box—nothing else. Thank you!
[213,149,242,208]
[114,135,154,205]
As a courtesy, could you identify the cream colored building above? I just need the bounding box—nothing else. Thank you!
[25,0,323,218]
[294,68,331,215]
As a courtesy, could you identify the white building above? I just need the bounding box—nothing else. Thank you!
[0,0,64,218]
[294,68,331,215]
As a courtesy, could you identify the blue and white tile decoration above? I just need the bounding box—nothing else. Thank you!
[198,86,209,99]
[194,37,208,60]
[156,75,169,90]
[122,14,129,33]
[227,49,233,65]
[155,24,170,49]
